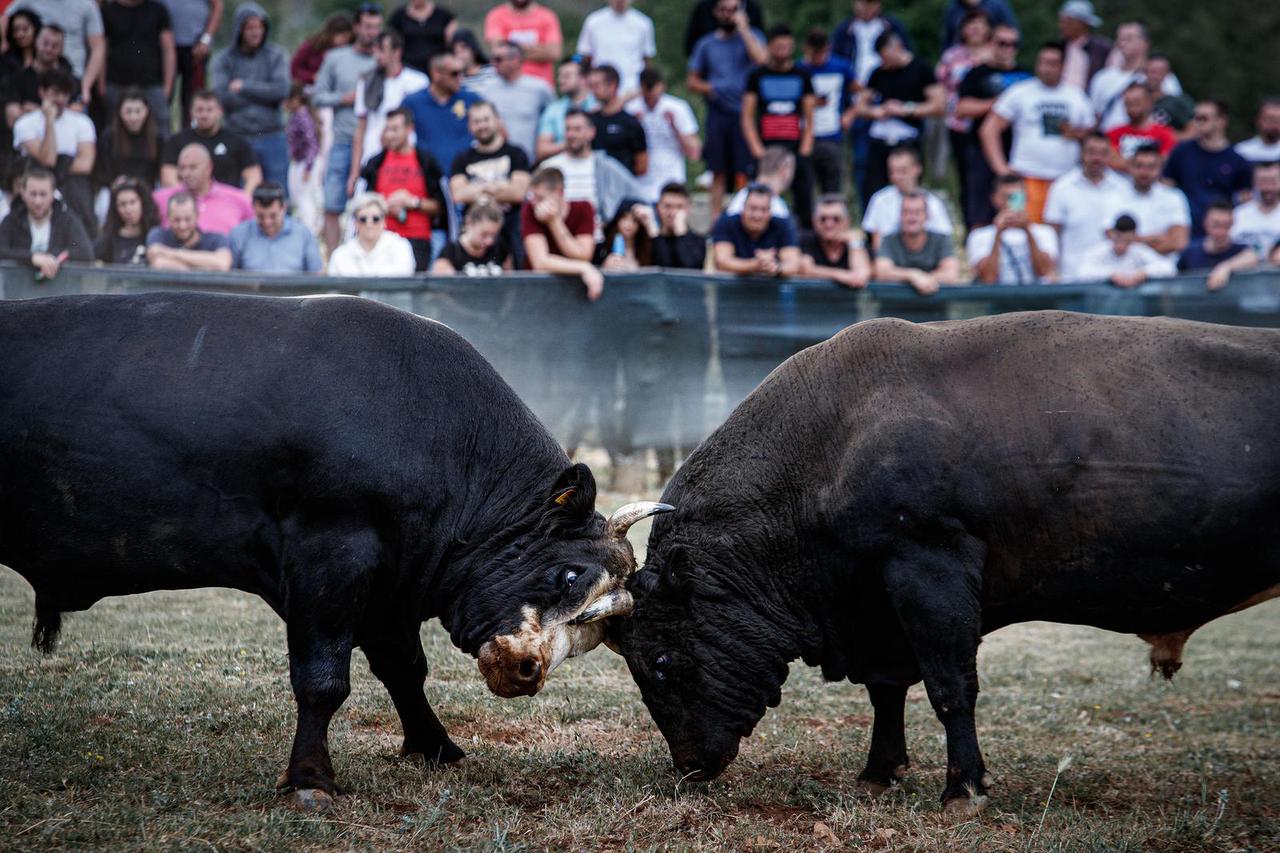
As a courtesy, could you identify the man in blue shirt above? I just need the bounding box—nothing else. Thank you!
[688,0,767,215]
[710,184,801,277]
[1163,100,1254,239]
[229,183,323,273]
[799,28,856,198]
[402,52,480,198]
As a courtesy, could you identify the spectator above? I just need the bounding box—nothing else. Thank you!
[95,177,158,265]
[1056,0,1110,92]
[587,63,647,176]
[389,0,456,75]
[101,0,176,130]
[2,0,103,108]
[449,99,530,261]
[855,30,944,201]
[725,145,794,219]
[1230,162,1280,258]
[626,67,699,203]
[576,0,655,94]
[798,28,855,197]
[399,51,475,192]
[652,181,706,269]
[350,29,429,179]
[1145,53,1193,133]
[94,89,163,192]
[229,182,322,273]
[1119,144,1190,260]
[535,57,597,161]
[520,166,603,299]
[0,166,92,275]
[327,191,416,276]
[1178,202,1258,290]
[1235,99,1280,164]
[955,23,1030,229]
[1163,100,1253,239]
[154,142,254,234]
[935,10,992,222]
[431,199,512,275]
[980,41,1094,223]
[1043,132,1128,280]
[211,4,291,192]
[710,183,800,278]
[158,0,222,126]
[966,175,1059,284]
[1088,20,1179,132]
[830,0,912,206]
[541,108,639,226]
[358,107,444,271]
[743,25,817,228]
[1106,83,1176,168]
[482,0,561,87]
[290,12,352,86]
[860,145,952,250]
[1076,212,1176,286]
[940,0,1016,50]
[683,0,763,57]
[314,4,380,253]
[0,10,40,76]
[595,200,656,269]
[800,194,871,288]
[144,190,232,270]
[2,24,77,130]
[687,0,766,215]
[160,91,262,192]
[873,191,960,294]
[12,68,96,234]
[451,29,497,93]
[284,83,322,235]
[476,41,552,161]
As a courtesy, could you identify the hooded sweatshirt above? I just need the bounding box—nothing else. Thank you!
[210,3,291,137]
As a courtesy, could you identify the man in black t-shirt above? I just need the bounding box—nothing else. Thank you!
[449,100,532,265]
[854,30,944,200]
[159,90,262,191]
[741,25,815,229]
[587,64,648,176]
[102,0,177,131]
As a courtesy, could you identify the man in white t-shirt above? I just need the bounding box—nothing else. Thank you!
[1076,213,1176,285]
[860,144,951,249]
[1235,99,1280,164]
[980,41,1094,223]
[1117,144,1189,260]
[625,68,700,202]
[1231,161,1280,258]
[350,31,428,172]
[1087,20,1180,132]
[575,0,656,94]
[12,68,96,233]
[966,175,1059,285]
[1043,132,1128,279]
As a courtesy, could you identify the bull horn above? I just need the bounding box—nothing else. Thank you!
[570,590,635,625]
[605,502,675,542]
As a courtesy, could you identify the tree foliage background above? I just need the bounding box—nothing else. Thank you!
[245,0,1279,138]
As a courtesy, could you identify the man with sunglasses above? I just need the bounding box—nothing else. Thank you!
[401,51,477,192]
[1163,100,1253,239]
[228,182,322,273]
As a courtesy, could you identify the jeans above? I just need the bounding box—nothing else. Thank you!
[174,45,207,128]
[323,141,353,214]
[248,132,289,196]
[811,138,844,195]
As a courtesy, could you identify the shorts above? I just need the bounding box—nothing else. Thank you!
[324,141,353,214]
[703,104,752,178]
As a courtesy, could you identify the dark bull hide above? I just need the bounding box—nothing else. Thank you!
[0,292,669,808]
[598,311,1280,813]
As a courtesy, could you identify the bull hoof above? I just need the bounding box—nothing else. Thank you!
[855,779,891,797]
[942,794,989,819]
[285,788,335,812]
[893,763,910,780]
[981,771,996,789]
[403,739,466,766]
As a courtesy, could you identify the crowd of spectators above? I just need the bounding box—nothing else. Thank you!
[0,0,1277,295]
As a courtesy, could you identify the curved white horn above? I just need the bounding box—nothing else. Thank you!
[606,501,675,542]
[569,590,635,625]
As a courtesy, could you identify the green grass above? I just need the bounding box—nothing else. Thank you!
[1,499,1275,851]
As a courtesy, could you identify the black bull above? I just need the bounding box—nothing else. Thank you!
[0,292,668,807]
[610,311,1280,812]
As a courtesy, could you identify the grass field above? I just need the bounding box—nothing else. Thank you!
[0,499,1276,852]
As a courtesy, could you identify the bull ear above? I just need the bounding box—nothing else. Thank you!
[549,462,598,522]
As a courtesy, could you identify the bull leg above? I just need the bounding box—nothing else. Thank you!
[882,538,989,814]
[856,682,911,795]
[362,638,465,765]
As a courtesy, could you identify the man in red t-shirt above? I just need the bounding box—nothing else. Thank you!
[520,166,603,299]
[358,107,443,271]
[1107,83,1177,171]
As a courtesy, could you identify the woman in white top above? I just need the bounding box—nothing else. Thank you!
[327,192,417,277]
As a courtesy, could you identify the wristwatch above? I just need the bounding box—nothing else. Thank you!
[199,33,214,47]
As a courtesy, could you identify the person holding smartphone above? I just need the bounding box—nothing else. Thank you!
[965,174,1059,284]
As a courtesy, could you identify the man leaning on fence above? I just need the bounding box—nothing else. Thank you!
[710,183,800,279]
[228,182,322,274]
[0,165,91,279]
[145,191,233,271]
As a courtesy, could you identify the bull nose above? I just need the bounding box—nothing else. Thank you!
[676,758,706,781]
[514,656,542,686]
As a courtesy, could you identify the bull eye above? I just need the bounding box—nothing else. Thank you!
[653,653,672,683]
[560,569,579,590]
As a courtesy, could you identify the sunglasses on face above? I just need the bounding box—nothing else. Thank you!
[357,214,384,224]
[995,39,1020,47]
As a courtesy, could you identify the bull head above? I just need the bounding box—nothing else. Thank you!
[567,501,672,626]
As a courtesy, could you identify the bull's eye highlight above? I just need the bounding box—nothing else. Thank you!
[653,653,671,682]
[561,570,579,590]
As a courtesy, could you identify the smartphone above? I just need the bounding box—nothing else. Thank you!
[1008,189,1027,212]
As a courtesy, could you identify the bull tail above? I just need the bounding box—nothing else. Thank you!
[31,595,62,654]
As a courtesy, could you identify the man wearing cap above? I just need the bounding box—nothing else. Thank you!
[1056,1,1111,92]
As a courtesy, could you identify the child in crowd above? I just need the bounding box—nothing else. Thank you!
[285,83,324,235]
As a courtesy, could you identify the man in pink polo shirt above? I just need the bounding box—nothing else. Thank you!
[154,144,255,235]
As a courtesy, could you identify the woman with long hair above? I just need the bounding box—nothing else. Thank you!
[431,201,512,275]
[96,90,163,191]
[595,201,658,270]
[95,178,160,266]
[0,9,40,75]
[290,12,354,85]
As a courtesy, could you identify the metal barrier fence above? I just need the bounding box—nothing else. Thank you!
[4,263,1279,461]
